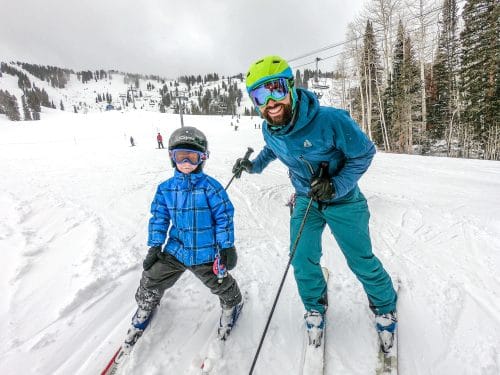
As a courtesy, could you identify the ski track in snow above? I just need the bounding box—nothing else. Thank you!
[0,110,499,375]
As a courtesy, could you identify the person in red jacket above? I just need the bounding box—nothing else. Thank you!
[156,132,164,149]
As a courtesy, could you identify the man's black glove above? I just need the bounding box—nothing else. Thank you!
[232,158,253,178]
[219,247,237,270]
[309,175,335,202]
[143,246,162,271]
[308,162,335,202]
[309,177,335,201]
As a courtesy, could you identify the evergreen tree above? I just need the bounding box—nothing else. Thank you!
[0,90,21,121]
[361,20,385,147]
[460,0,499,160]
[427,0,459,142]
[302,70,311,88]
[22,95,32,120]
[60,100,65,111]
[384,21,421,153]
[295,70,305,89]
[26,89,41,118]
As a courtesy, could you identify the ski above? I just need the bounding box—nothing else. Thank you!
[199,337,226,374]
[100,308,154,375]
[101,345,131,375]
[199,302,244,374]
[375,280,400,375]
[375,334,398,375]
[301,267,330,375]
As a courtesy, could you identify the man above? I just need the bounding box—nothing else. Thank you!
[232,55,397,350]
[157,132,164,149]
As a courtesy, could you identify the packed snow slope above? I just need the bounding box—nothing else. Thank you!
[0,110,499,375]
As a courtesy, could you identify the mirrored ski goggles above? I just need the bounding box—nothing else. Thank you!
[170,149,208,165]
[249,77,290,107]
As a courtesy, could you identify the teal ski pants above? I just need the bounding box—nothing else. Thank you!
[290,190,397,315]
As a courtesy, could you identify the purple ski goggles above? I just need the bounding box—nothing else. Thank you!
[170,149,208,165]
[249,77,290,107]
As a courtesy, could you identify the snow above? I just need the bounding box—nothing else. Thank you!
[0,109,499,375]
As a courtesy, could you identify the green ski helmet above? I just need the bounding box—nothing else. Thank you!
[245,55,298,110]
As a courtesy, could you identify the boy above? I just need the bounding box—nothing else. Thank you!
[125,126,243,350]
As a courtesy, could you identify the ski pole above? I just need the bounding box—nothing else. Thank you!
[213,147,254,283]
[225,147,254,190]
[249,196,314,375]
[249,161,329,375]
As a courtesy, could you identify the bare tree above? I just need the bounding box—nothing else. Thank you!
[345,21,368,133]
[364,0,403,83]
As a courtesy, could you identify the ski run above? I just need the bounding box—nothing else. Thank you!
[1,110,500,374]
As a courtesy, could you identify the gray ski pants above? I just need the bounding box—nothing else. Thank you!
[135,251,242,312]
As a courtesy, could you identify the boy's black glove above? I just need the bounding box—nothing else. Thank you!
[232,158,253,178]
[143,246,162,271]
[220,247,237,270]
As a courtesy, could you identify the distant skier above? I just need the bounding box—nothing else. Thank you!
[130,136,135,147]
[124,126,243,350]
[232,55,398,351]
[156,132,164,149]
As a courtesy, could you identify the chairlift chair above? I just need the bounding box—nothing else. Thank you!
[312,57,330,90]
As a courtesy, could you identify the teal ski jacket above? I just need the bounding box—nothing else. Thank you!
[250,89,376,202]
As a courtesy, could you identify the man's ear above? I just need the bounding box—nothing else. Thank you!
[288,79,295,88]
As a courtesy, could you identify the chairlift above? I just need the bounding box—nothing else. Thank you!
[312,57,330,90]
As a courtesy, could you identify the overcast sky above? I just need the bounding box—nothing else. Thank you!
[0,0,364,78]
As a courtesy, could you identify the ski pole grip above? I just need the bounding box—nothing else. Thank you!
[243,147,254,161]
[317,161,329,178]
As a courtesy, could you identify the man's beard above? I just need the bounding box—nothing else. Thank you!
[263,102,293,127]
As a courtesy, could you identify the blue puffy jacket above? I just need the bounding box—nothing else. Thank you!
[250,89,376,202]
[147,170,235,266]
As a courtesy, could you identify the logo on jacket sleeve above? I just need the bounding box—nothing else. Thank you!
[303,139,313,148]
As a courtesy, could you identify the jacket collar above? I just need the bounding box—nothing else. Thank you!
[265,89,319,136]
[173,169,205,184]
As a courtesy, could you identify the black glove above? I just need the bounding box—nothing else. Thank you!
[219,247,237,270]
[309,176,335,201]
[232,158,253,178]
[143,246,162,271]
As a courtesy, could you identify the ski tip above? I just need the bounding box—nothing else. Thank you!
[100,347,122,375]
[321,266,330,280]
[201,358,214,371]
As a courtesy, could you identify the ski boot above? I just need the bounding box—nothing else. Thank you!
[123,308,153,352]
[304,310,325,347]
[217,301,244,340]
[375,310,397,353]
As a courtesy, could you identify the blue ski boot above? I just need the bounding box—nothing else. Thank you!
[123,308,153,352]
[304,310,325,347]
[375,310,397,353]
[217,301,244,340]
